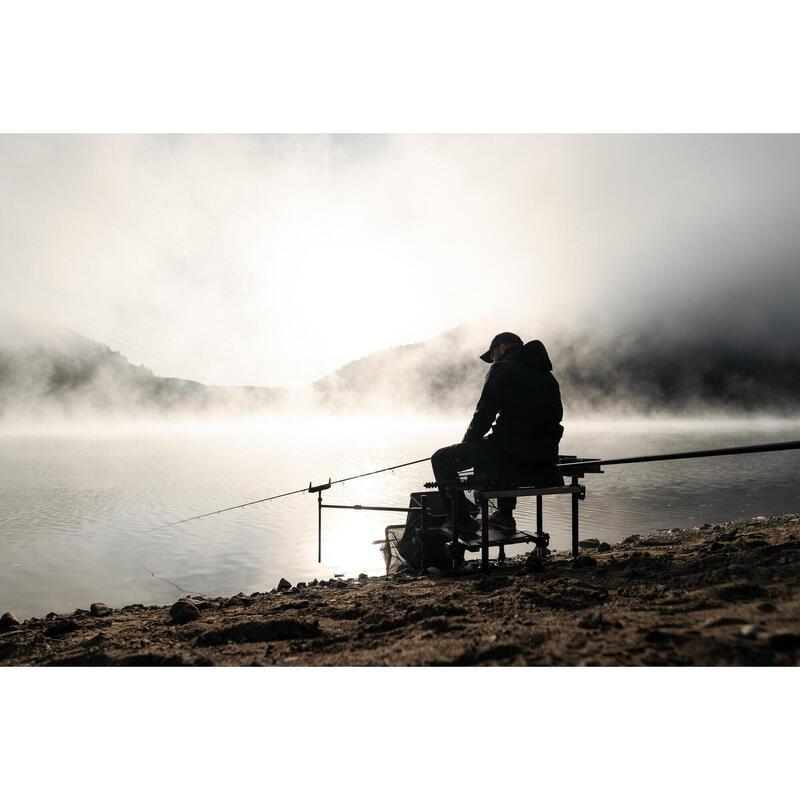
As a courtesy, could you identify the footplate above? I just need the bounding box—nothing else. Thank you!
[456,526,550,553]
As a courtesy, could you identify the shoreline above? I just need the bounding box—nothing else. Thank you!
[2,512,799,666]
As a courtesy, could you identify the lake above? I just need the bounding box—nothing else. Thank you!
[1,413,799,620]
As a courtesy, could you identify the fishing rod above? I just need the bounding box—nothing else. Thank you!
[144,455,432,532]
[598,439,800,466]
[144,438,800,534]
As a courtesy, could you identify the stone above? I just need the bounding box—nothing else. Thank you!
[572,554,597,569]
[45,618,78,637]
[704,616,746,628]
[578,609,603,629]
[579,538,600,549]
[358,573,369,581]
[622,535,641,544]
[296,582,306,590]
[597,542,611,553]
[0,612,21,631]
[90,602,111,618]
[277,578,292,591]
[524,550,544,573]
[740,624,764,639]
[169,598,200,624]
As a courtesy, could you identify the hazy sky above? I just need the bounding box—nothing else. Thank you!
[2,134,799,386]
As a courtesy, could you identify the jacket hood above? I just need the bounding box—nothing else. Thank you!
[506,339,553,371]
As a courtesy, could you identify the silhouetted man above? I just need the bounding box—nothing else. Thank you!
[430,332,564,532]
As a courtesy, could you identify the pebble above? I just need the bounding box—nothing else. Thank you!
[578,609,603,629]
[524,551,544,573]
[90,603,111,618]
[579,538,600,549]
[358,573,369,582]
[597,542,611,553]
[0,612,21,630]
[45,618,78,637]
[740,624,764,639]
[169,598,200,624]
[277,578,292,591]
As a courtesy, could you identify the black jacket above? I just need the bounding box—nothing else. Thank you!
[463,340,563,461]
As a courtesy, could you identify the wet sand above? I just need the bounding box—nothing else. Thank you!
[2,513,799,666]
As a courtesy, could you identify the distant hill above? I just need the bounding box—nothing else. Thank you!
[0,324,286,418]
[312,318,800,416]
[4,292,800,420]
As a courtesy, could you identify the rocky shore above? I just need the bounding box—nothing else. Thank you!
[2,513,800,666]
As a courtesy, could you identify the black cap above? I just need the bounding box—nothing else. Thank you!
[480,332,523,363]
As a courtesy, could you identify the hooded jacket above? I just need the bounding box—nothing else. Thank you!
[462,340,563,461]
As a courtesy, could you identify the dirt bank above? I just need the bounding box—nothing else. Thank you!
[2,513,800,666]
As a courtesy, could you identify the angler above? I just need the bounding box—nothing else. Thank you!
[431,332,564,535]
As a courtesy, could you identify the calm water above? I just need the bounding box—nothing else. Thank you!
[1,413,799,620]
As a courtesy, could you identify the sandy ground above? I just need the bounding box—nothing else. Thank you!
[2,513,799,666]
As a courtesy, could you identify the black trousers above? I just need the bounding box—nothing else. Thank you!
[431,437,554,523]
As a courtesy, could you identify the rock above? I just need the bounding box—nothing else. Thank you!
[767,632,800,651]
[90,602,111,618]
[0,612,21,631]
[426,566,441,575]
[704,616,746,628]
[524,550,544,573]
[572,554,597,569]
[740,624,764,639]
[169,598,200,624]
[579,538,600,549]
[578,609,603,629]
[622,535,641,544]
[758,602,776,613]
[45,618,78,637]
[358,573,369,581]
[296,582,306,590]
[597,542,611,553]
[197,618,321,646]
[277,578,292,591]
[478,575,512,592]
[715,583,766,603]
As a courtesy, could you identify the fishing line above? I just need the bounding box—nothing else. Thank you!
[143,456,432,533]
